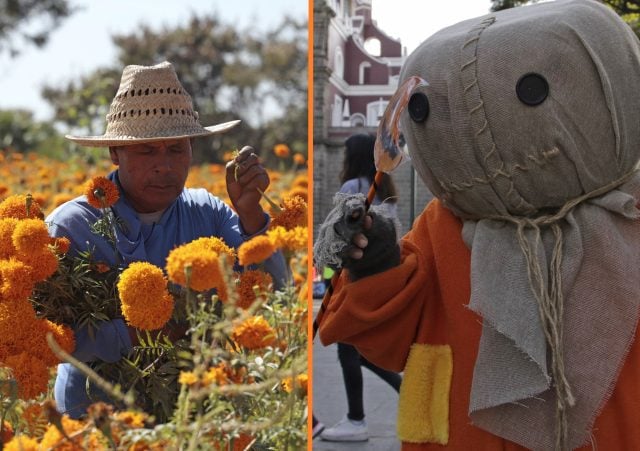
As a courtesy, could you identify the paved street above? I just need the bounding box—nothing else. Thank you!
[312,298,401,451]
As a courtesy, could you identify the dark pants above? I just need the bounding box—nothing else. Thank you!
[336,342,402,421]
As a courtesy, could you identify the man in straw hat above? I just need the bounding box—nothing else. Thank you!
[315,0,640,449]
[46,61,287,418]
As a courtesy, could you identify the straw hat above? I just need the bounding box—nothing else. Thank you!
[65,61,240,147]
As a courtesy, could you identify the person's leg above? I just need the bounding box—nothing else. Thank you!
[337,342,365,421]
[360,355,402,392]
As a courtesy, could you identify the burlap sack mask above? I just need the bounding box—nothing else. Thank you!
[398,0,640,449]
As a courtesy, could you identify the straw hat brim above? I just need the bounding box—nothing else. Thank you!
[64,120,241,147]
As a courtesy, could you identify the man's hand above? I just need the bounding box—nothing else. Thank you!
[226,146,270,235]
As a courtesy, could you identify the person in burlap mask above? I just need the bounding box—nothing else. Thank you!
[48,61,287,418]
[314,0,640,449]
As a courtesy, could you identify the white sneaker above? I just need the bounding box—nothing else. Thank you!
[320,415,369,442]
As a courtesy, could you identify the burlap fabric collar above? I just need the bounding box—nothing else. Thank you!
[399,0,640,449]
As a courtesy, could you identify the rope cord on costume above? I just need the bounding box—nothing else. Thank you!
[312,171,385,340]
[487,170,636,451]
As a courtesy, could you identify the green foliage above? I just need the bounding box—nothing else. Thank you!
[0,109,67,157]
[0,0,75,57]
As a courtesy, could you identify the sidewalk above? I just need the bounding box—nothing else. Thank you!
[312,297,401,451]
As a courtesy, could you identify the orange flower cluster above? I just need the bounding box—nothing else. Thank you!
[273,143,290,158]
[179,362,251,389]
[237,236,276,266]
[282,373,308,396]
[166,237,231,296]
[236,270,273,309]
[269,194,307,230]
[83,176,120,209]
[0,195,75,399]
[267,226,307,253]
[231,315,277,350]
[117,262,174,330]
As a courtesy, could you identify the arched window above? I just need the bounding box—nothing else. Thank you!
[366,99,388,126]
[364,37,381,56]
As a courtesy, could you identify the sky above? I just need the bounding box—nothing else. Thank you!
[0,0,495,121]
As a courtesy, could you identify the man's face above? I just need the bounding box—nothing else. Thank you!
[109,139,192,213]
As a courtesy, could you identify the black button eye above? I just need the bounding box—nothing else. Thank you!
[516,73,549,106]
[408,92,429,122]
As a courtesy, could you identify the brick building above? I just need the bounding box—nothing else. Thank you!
[312,0,432,240]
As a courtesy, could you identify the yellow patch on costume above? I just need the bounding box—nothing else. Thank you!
[397,343,453,444]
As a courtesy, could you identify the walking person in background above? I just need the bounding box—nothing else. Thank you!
[320,133,403,442]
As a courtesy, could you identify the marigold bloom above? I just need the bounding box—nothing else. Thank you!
[267,226,307,252]
[0,218,18,258]
[273,143,290,158]
[237,236,276,266]
[270,195,307,230]
[0,195,42,220]
[114,410,147,428]
[118,262,174,330]
[21,403,46,434]
[286,186,308,202]
[43,320,76,356]
[203,364,229,386]
[0,258,34,301]
[4,352,50,400]
[18,248,58,282]
[282,373,308,396]
[84,176,119,209]
[51,236,71,255]
[166,240,227,294]
[293,153,306,165]
[236,270,273,309]
[3,436,38,451]
[39,415,84,450]
[189,236,236,262]
[12,218,50,255]
[231,315,277,350]
[178,371,198,386]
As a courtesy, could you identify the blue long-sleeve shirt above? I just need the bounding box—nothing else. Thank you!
[46,170,287,418]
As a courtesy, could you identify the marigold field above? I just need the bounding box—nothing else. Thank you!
[0,147,309,450]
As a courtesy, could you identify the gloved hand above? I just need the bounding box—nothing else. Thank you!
[314,194,400,281]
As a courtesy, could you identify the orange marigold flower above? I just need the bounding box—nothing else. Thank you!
[118,262,174,330]
[21,403,46,434]
[51,236,71,255]
[293,153,306,165]
[189,236,236,262]
[0,218,18,258]
[286,186,308,202]
[214,433,255,451]
[166,241,226,294]
[178,371,198,386]
[12,218,50,255]
[231,315,277,350]
[84,176,119,209]
[270,195,307,230]
[3,436,39,451]
[0,195,42,220]
[237,236,276,266]
[43,320,76,356]
[273,143,290,158]
[236,270,272,309]
[0,258,35,301]
[39,415,84,450]
[282,373,308,396]
[267,226,307,252]
[18,248,58,282]
[203,364,229,386]
[4,352,50,400]
[1,420,14,444]
[114,410,147,429]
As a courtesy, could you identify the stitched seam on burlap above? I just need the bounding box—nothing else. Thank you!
[439,147,560,192]
[458,16,535,213]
